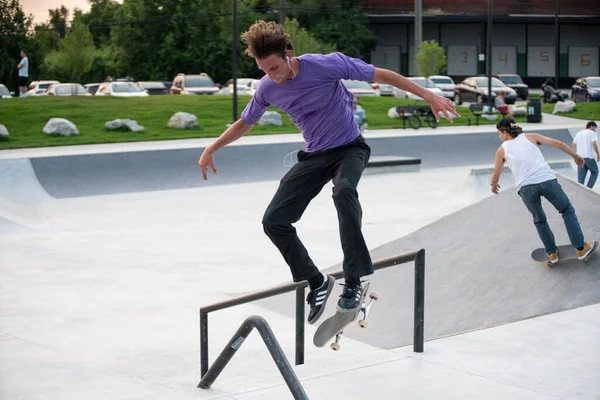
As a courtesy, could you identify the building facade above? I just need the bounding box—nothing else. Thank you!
[364,0,600,86]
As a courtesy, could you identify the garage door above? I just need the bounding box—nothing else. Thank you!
[528,46,555,77]
[447,45,477,76]
[371,45,401,74]
[569,47,599,77]
[492,46,517,74]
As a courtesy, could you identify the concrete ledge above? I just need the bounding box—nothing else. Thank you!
[365,156,421,175]
[469,160,572,176]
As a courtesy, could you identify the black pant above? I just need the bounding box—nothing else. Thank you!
[262,136,374,285]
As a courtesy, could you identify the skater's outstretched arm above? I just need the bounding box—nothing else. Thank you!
[490,146,505,194]
[373,68,460,123]
[198,119,254,180]
[525,134,585,167]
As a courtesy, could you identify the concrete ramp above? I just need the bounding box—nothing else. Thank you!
[340,174,600,348]
[259,174,600,349]
[0,159,54,233]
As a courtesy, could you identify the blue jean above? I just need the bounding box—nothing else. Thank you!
[518,179,585,254]
[577,158,598,188]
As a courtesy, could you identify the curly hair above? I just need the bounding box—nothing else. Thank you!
[241,20,293,59]
[496,118,523,138]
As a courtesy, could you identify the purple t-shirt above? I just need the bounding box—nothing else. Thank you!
[241,52,375,152]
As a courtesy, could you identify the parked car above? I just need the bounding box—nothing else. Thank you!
[393,77,444,100]
[248,79,261,96]
[454,77,517,105]
[571,76,600,102]
[0,84,14,98]
[496,74,529,100]
[137,81,169,95]
[25,80,60,97]
[44,83,90,96]
[370,82,394,96]
[95,81,150,97]
[218,78,258,95]
[170,73,220,95]
[428,75,456,100]
[84,83,101,95]
[162,81,173,91]
[341,79,379,96]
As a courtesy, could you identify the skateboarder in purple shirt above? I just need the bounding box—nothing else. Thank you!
[198,20,459,324]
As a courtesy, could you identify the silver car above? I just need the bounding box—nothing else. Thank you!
[429,75,456,100]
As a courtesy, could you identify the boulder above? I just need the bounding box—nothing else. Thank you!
[168,112,198,129]
[105,119,144,132]
[43,118,79,136]
[552,100,576,114]
[258,111,283,126]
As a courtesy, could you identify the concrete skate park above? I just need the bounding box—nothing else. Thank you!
[1,114,599,400]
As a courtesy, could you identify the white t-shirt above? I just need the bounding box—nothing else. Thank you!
[573,129,598,159]
[19,57,29,77]
[502,133,556,190]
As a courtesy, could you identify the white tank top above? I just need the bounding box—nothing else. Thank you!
[502,133,555,190]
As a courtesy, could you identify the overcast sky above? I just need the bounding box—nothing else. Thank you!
[20,0,121,24]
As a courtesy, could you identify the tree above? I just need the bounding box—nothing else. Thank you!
[0,0,33,90]
[44,20,96,83]
[284,17,335,56]
[415,40,447,80]
[288,0,377,60]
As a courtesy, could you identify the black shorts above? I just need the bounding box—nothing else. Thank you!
[18,76,28,87]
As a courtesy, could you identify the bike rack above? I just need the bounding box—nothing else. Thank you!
[199,248,426,381]
[198,315,309,400]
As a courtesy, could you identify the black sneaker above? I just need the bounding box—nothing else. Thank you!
[337,283,363,311]
[306,274,334,325]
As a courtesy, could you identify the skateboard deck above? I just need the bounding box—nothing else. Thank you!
[313,281,378,350]
[531,240,598,267]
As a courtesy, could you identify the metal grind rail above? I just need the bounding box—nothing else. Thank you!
[198,249,426,381]
[197,315,309,399]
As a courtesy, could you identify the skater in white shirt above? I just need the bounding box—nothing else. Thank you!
[490,118,595,265]
[572,121,599,188]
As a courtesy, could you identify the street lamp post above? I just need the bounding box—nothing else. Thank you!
[232,0,238,123]
[487,0,493,107]
[554,0,559,91]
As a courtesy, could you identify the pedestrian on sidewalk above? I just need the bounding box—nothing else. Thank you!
[572,121,599,189]
[490,118,595,265]
[17,50,29,97]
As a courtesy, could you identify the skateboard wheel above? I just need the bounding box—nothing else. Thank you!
[369,291,380,300]
[358,320,368,328]
[331,343,340,351]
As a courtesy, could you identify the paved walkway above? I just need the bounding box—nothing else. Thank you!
[1,114,598,400]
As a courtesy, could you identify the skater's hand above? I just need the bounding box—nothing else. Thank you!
[491,182,500,194]
[573,154,585,168]
[427,94,461,123]
[198,148,217,180]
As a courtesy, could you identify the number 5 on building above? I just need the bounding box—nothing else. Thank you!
[498,53,508,65]
[540,51,549,62]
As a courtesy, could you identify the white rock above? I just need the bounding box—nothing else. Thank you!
[168,112,198,129]
[258,111,283,126]
[43,118,79,136]
[105,119,144,132]
[0,124,8,138]
[552,100,576,114]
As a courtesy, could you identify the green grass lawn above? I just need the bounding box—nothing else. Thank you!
[1,95,598,150]
[541,102,600,121]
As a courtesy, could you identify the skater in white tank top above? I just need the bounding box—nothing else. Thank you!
[490,118,595,265]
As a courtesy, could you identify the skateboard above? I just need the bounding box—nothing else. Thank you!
[531,240,598,267]
[313,281,379,350]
